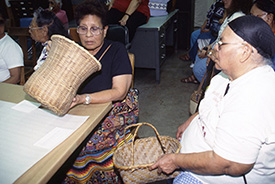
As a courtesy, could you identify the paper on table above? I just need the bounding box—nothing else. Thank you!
[12,100,41,113]
[0,100,89,184]
[34,127,74,149]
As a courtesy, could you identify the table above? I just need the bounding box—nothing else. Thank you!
[0,83,112,184]
[129,9,179,83]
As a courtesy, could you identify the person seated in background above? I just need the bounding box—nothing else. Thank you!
[182,0,253,84]
[107,0,150,42]
[250,0,275,70]
[48,0,69,30]
[28,7,68,71]
[179,0,225,65]
[0,13,24,84]
[151,15,275,184]
[62,0,138,183]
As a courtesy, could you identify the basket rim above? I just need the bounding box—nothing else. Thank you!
[51,35,102,70]
[113,136,181,170]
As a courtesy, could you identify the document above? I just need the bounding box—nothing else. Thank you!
[0,100,89,184]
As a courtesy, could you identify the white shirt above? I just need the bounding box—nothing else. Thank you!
[181,66,275,184]
[0,34,24,82]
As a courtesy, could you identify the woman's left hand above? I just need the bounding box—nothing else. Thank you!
[70,94,84,109]
[119,15,129,26]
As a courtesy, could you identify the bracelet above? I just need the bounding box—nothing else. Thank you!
[125,13,131,17]
[84,94,91,105]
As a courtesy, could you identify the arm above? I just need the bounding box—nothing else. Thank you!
[200,20,209,33]
[3,67,21,84]
[150,151,254,176]
[108,0,115,10]
[70,74,132,108]
[119,0,142,26]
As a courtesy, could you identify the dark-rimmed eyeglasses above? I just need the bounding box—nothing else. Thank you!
[29,26,43,31]
[77,26,103,36]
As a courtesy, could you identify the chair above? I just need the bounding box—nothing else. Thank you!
[106,24,131,50]
[8,27,36,85]
[68,27,135,88]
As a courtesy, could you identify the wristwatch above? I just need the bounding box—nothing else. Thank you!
[84,94,91,105]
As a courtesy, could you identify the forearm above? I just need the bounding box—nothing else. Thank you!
[125,0,141,15]
[88,88,128,103]
[3,75,20,84]
[3,67,21,84]
[174,151,253,176]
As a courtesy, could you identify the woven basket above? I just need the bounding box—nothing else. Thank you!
[113,123,181,184]
[24,35,101,116]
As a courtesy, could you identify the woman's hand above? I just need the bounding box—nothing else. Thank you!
[198,50,207,59]
[46,40,52,53]
[70,94,85,109]
[119,15,129,26]
[149,154,179,175]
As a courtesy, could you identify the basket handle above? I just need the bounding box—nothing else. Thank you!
[124,123,166,167]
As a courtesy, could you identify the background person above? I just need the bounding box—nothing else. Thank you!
[0,13,24,84]
[182,0,253,84]
[63,0,138,183]
[48,0,69,30]
[150,15,275,184]
[107,0,150,41]
[250,0,275,70]
[29,8,68,71]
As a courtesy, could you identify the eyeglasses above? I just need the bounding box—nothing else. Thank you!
[29,26,43,31]
[77,26,103,36]
[250,12,268,18]
[217,40,244,50]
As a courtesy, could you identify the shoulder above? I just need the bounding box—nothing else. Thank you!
[229,11,245,21]
[1,34,22,53]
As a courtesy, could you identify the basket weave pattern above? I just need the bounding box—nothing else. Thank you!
[113,123,181,184]
[24,35,101,115]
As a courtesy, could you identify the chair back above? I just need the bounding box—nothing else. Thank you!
[106,24,131,49]
[8,27,36,84]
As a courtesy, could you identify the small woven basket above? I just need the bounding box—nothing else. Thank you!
[113,123,181,184]
[24,35,101,116]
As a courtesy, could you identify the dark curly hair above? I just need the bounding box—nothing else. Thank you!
[254,0,275,22]
[34,7,68,38]
[74,0,108,27]
[227,0,253,17]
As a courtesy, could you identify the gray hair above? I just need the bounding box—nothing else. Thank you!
[54,0,62,8]
[251,50,273,67]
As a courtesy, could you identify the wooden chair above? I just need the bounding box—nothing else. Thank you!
[68,27,135,88]
[8,27,36,85]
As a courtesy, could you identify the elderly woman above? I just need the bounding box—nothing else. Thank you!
[250,0,275,69]
[151,15,275,183]
[64,0,138,183]
[182,0,253,83]
[29,8,68,71]
[48,0,69,30]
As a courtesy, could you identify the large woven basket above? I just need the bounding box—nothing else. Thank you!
[24,35,101,116]
[113,123,181,184]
